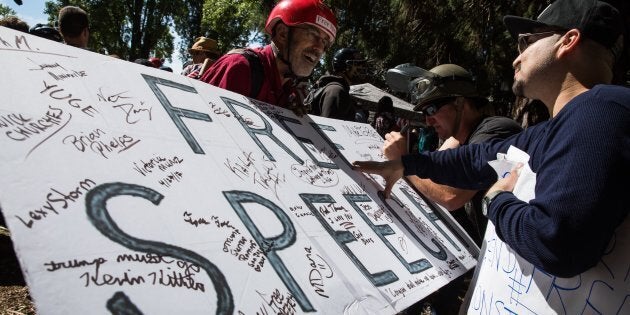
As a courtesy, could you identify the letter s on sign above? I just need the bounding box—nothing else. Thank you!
[85,182,234,314]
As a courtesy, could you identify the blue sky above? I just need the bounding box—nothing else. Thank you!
[2,0,184,71]
[2,0,49,26]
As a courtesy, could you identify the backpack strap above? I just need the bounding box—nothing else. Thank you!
[225,48,265,98]
[305,81,345,115]
[239,49,264,98]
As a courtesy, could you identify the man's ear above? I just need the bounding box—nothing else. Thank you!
[557,29,581,58]
[274,23,289,43]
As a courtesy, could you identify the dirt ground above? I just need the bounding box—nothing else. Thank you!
[0,227,35,315]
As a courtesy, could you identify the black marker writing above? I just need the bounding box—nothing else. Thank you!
[40,80,97,116]
[63,129,140,159]
[132,154,184,176]
[304,247,333,298]
[15,178,96,229]
[3,106,65,142]
[85,182,233,314]
[44,257,107,272]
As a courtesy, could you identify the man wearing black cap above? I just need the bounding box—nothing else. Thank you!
[306,47,368,121]
[353,0,628,286]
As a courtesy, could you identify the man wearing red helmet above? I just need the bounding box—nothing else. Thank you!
[148,57,163,68]
[200,0,337,113]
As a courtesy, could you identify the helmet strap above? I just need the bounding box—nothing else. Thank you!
[451,97,464,136]
[272,26,299,79]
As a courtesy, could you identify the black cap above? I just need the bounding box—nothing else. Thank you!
[332,47,366,72]
[29,24,63,43]
[504,0,624,49]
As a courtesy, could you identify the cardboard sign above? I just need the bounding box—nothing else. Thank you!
[0,27,477,314]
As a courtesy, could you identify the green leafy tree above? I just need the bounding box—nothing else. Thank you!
[38,0,627,108]
[325,0,555,114]
[0,4,17,17]
[173,0,205,63]
[44,0,181,61]
[200,0,270,53]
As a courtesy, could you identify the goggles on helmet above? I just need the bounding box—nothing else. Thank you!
[408,69,472,105]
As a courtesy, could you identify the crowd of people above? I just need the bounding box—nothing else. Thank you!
[1,0,628,313]
[353,0,628,312]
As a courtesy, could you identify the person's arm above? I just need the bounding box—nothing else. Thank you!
[481,103,628,277]
[384,133,477,210]
[358,105,627,277]
[406,176,477,210]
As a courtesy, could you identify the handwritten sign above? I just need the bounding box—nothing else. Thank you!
[0,26,477,314]
[465,148,629,314]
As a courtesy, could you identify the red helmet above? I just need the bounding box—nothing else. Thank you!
[148,57,163,68]
[265,0,337,41]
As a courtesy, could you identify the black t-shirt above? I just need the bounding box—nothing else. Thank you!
[308,75,356,121]
[455,116,522,245]
[467,116,523,145]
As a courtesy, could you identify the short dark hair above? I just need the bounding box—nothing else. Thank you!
[376,96,394,113]
[0,16,30,33]
[30,23,63,42]
[58,6,89,37]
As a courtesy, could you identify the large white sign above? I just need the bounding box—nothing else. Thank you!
[0,27,477,314]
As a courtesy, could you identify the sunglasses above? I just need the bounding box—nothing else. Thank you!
[418,97,456,116]
[517,31,562,54]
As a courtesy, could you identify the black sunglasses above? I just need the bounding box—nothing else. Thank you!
[418,97,456,116]
[517,30,565,54]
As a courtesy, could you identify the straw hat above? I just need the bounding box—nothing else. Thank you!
[188,37,220,56]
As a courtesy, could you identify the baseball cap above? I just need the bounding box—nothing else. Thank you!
[504,0,624,50]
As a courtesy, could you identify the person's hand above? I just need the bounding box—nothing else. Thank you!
[438,137,460,151]
[487,163,523,195]
[383,132,408,160]
[352,159,404,198]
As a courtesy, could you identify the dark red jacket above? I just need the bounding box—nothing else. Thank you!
[200,45,289,106]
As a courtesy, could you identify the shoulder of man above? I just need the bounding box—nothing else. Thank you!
[468,116,522,145]
[319,75,349,89]
[200,52,250,80]
[200,48,264,98]
[589,84,630,110]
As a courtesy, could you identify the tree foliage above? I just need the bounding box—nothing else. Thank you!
[0,4,16,17]
[199,0,271,53]
[44,0,179,61]
[172,0,204,63]
[318,0,557,112]
[39,0,627,108]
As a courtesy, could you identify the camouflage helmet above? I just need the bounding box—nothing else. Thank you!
[410,64,483,111]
